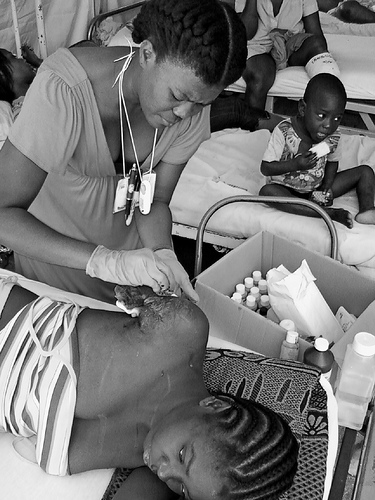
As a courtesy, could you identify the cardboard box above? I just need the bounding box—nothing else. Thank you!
[196,232,375,360]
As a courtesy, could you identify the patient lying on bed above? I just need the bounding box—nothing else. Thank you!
[0,276,298,499]
[259,73,375,228]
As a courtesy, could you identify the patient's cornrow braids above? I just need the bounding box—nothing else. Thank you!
[132,0,246,87]
[208,393,299,500]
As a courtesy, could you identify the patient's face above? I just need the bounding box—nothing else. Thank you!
[138,51,222,129]
[303,91,345,143]
[0,49,36,88]
[143,403,225,500]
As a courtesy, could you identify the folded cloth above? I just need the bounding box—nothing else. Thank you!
[0,291,83,475]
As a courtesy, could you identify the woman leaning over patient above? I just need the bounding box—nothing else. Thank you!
[0,0,247,303]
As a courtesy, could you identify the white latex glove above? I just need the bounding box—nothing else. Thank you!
[86,246,171,293]
[154,248,199,303]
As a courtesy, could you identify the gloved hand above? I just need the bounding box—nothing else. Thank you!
[86,245,172,293]
[154,248,199,303]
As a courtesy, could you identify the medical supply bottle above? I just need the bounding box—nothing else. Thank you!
[303,337,334,381]
[279,330,299,361]
[335,332,375,430]
[245,295,257,311]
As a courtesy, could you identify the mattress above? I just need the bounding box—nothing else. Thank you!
[228,33,375,101]
[170,128,375,279]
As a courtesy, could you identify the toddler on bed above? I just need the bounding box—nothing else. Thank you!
[259,73,375,228]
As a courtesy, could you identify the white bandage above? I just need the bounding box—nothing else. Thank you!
[305,52,340,79]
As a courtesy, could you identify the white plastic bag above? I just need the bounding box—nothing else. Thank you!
[267,260,343,343]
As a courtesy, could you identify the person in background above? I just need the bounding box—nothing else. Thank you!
[259,73,375,227]
[0,46,41,118]
[0,0,248,304]
[236,0,340,111]
[318,0,375,23]
[0,275,299,499]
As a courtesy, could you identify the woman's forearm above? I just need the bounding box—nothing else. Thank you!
[135,201,174,251]
[0,207,95,269]
[240,0,259,39]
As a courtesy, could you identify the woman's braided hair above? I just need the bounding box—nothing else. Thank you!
[132,0,247,88]
[205,393,299,500]
[0,51,15,103]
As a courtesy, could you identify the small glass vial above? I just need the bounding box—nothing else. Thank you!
[244,277,254,293]
[257,306,268,317]
[252,270,262,287]
[259,294,270,310]
[245,295,257,311]
[231,292,242,304]
[249,286,260,305]
[258,279,268,295]
[303,337,334,381]
[279,330,299,361]
[235,283,246,301]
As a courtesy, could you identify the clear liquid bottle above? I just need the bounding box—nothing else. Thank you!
[279,330,299,361]
[252,270,262,287]
[244,277,254,294]
[303,337,334,381]
[335,332,375,430]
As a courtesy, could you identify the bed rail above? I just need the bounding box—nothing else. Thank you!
[194,195,339,277]
[87,1,145,42]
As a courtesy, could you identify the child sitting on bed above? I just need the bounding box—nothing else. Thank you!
[0,277,299,500]
[259,73,375,228]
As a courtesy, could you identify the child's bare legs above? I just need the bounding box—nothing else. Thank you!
[243,53,276,111]
[259,183,353,228]
[332,165,375,224]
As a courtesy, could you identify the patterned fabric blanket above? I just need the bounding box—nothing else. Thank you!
[103,349,330,500]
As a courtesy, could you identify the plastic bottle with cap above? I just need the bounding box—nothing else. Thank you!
[259,294,271,310]
[235,283,246,302]
[279,319,296,333]
[279,330,299,361]
[303,337,334,381]
[252,270,262,287]
[249,286,260,306]
[231,292,242,304]
[258,279,268,295]
[245,295,257,311]
[244,277,254,294]
[335,332,375,430]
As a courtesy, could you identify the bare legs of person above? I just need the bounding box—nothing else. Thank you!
[330,1,375,24]
[242,53,276,111]
[259,165,375,228]
[332,165,375,224]
[259,182,353,227]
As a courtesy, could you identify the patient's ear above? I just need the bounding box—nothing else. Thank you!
[139,40,156,68]
[298,98,306,117]
[199,396,232,412]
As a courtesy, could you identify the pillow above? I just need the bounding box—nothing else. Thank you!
[0,100,13,150]
[203,349,336,500]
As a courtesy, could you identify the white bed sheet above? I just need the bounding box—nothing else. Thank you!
[170,128,375,279]
[228,33,375,101]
